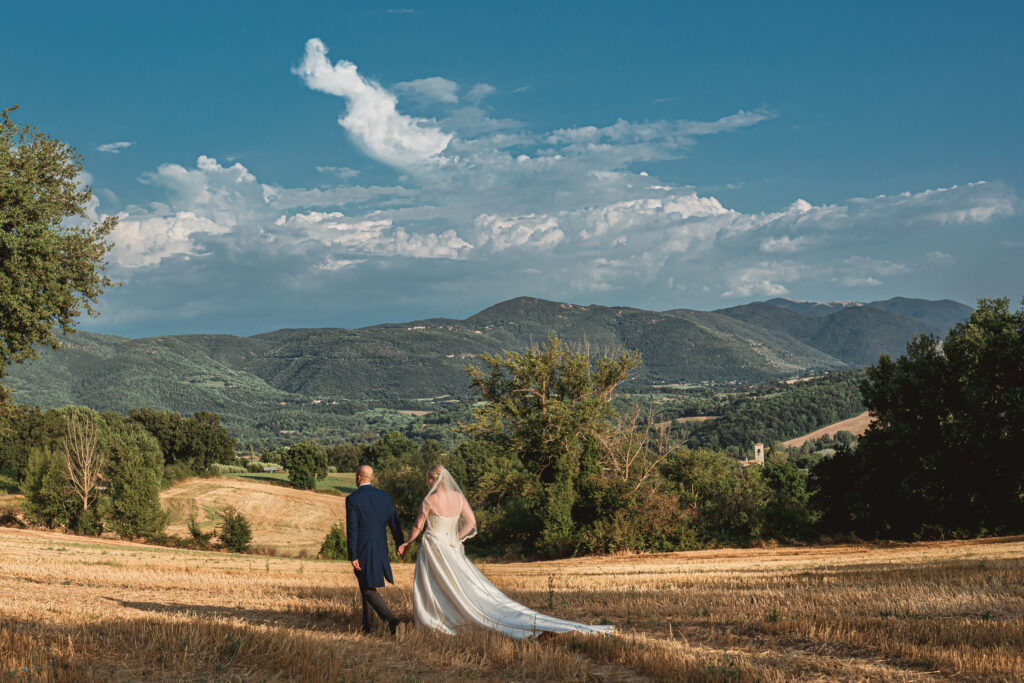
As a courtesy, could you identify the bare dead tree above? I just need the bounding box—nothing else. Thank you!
[597,405,682,492]
[61,414,105,514]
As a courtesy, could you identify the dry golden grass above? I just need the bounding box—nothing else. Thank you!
[783,411,876,448]
[160,478,347,555]
[0,528,1021,682]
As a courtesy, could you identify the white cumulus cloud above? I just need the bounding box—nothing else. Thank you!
[293,38,452,169]
[723,262,811,298]
[473,213,564,251]
[111,211,231,268]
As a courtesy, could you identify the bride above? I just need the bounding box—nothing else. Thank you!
[397,465,614,638]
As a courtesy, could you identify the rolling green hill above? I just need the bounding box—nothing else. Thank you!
[765,296,973,331]
[714,299,964,366]
[4,295,966,444]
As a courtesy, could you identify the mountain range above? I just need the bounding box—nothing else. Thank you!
[4,296,972,434]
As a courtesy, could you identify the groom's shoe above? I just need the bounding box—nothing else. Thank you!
[387,618,400,636]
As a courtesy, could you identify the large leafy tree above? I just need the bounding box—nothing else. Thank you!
[128,408,236,470]
[463,336,641,557]
[0,106,116,387]
[100,411,166,539]
[814,297,1024,538]
[281,440,328,490]
[0,404,65,476]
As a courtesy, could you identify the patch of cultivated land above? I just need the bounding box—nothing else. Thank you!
[783,410,875,447]
[0,528,1021,681]
[160,477,350,556]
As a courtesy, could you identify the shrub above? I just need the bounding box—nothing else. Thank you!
[209,463,246,475]
[187,512,214,549]
[661,447,769,546]
[0,503,26,528]
[246,461,265,473]
[71,507,104,537]
[319,522,348,560]
[144,532,194,549]
[218,506,253,553]
[162,461,194,486]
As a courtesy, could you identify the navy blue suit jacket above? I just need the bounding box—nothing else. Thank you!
[346,485,404,588]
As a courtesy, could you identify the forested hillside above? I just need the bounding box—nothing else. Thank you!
[684,371,867,450]
[4,296,964,444]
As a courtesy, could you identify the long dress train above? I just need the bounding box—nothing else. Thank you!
[412,513,614,638]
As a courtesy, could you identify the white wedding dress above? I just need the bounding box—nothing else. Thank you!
[411,476,614,638]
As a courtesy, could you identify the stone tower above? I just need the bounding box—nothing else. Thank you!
[754,443,765,465]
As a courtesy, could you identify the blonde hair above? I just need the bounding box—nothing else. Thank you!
[426,464,444,480]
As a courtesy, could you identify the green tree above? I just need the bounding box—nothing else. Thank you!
[0,106,116,385]
[0,405,64,478]
[463,335,641,557]
[326,443,362,472]
[187,513,214,549]
[363,431,418,468]
[20,447,77,528]
[129,408,236,472]
[129,408,190,464]
[103,444,166,538]
[186,411,237,469]
[761,456,816,540]
[99,412,166,538]
[660,447,768,545]
[809,443,869,535]
[818,297,1024,539]
[281,441,328,490]
[376,444,429,524]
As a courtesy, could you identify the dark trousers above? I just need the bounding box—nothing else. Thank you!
[355,570,397,633]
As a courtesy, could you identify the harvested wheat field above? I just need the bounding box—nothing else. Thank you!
[783,411,876,448]
[161,478,347,556]
[1,528,1021,681]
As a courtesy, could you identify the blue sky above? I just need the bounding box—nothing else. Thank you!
[2,1,1022,336]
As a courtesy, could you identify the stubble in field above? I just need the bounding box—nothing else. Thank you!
[0,528,1021,681]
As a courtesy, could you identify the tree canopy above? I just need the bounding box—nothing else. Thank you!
[812,297,1024,538]
[463,335,641,556]
[281,441,328,490]
[0,106,116,383]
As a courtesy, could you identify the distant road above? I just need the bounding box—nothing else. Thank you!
[783,411,874,448]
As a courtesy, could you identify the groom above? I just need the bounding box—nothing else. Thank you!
[346,465,405,634]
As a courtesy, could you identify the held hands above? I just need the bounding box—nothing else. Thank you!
[397,542,410,556]
[351,559,361,571]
